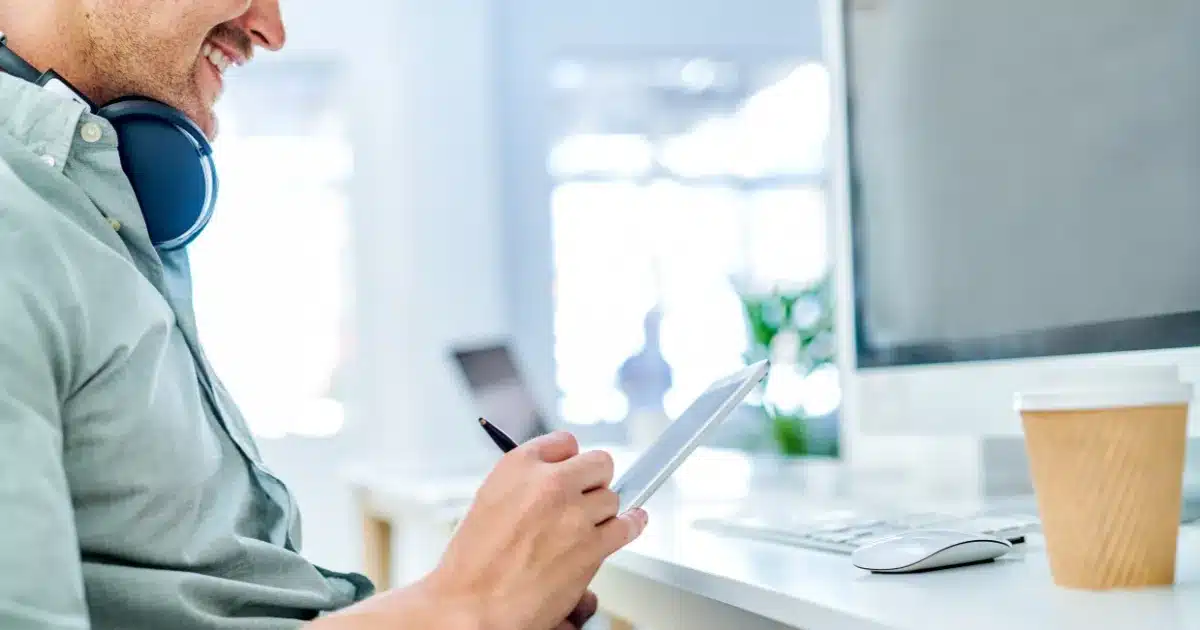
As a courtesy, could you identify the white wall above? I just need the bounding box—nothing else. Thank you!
[254,0,508,574]
[344,0,507,475]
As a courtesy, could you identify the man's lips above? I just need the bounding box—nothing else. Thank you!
[206,38,251,67]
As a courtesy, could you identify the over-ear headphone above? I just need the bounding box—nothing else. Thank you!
[0,32,217,251]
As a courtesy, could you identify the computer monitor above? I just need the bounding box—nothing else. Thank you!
[824,0,1200,436]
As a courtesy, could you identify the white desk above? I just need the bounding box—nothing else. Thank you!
[348,451,1200,630]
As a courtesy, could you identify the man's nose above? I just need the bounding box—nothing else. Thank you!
[238,0,287,51]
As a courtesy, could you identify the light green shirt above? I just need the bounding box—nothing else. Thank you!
[0,73,370,629]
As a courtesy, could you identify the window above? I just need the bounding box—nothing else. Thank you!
[548,58,839,448]
[189,60,353,439]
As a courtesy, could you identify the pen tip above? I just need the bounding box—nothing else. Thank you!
[478,417,487,426]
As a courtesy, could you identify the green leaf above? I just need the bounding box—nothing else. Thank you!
[768,412,809,456]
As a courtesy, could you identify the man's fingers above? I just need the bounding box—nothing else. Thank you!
[551,590,599,630]
[567,590,599,628]
[557,449,615,492]
[581,488,620,525]
[524,431,579,463]
[597,508,649,555]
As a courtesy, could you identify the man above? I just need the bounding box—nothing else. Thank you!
[0,1,647,629]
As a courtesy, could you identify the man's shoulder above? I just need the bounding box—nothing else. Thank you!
[0,146,79,352]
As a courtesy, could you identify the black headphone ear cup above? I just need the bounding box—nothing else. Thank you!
[98,98,218,250]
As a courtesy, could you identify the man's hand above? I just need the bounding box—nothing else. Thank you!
[430,431,646,630]
[307,432,645,630]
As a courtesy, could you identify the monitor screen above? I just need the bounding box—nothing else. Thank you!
[843,0,1200,368]
[451,344,550,444]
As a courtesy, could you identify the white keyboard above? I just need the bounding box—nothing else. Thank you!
[694,510,1042,555]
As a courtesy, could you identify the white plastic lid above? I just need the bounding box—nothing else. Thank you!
[1014,366,1193,412]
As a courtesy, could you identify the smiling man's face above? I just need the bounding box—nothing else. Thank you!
[79,0,286,139]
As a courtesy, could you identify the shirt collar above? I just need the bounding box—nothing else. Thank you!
[0,71,174,290]
[0,72,89,172]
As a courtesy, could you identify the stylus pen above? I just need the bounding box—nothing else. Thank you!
[478,417,519,453]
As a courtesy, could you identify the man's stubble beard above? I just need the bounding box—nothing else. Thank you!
[80,13,211,131]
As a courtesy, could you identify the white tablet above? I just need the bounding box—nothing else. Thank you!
[611,360,770,513]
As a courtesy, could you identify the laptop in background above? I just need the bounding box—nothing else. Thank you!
[450,342,552,445]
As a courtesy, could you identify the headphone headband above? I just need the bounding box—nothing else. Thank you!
[0,32,39,82]
[0,33,95,108]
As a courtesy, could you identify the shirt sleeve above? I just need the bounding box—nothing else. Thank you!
[0,202,91,629]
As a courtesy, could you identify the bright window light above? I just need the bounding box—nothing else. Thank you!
[658,62,831,179]
[657,116,740,178]
[733,63,831,177]
[745,188,830,290]
[190,68,350,440]
[799,363,842,417]
[548,133,654,177]
[548,59,839,443]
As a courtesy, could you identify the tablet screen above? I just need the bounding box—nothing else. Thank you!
[611,362,766,512]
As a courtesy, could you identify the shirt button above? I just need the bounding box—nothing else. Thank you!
[80,122,103,143]
[40,154,56,167]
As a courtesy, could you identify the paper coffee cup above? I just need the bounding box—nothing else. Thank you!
[1015,366,1192,590]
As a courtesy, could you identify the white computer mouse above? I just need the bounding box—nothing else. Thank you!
[851,529,1013,574]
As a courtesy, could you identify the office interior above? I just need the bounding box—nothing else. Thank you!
[200,0,1200,627]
